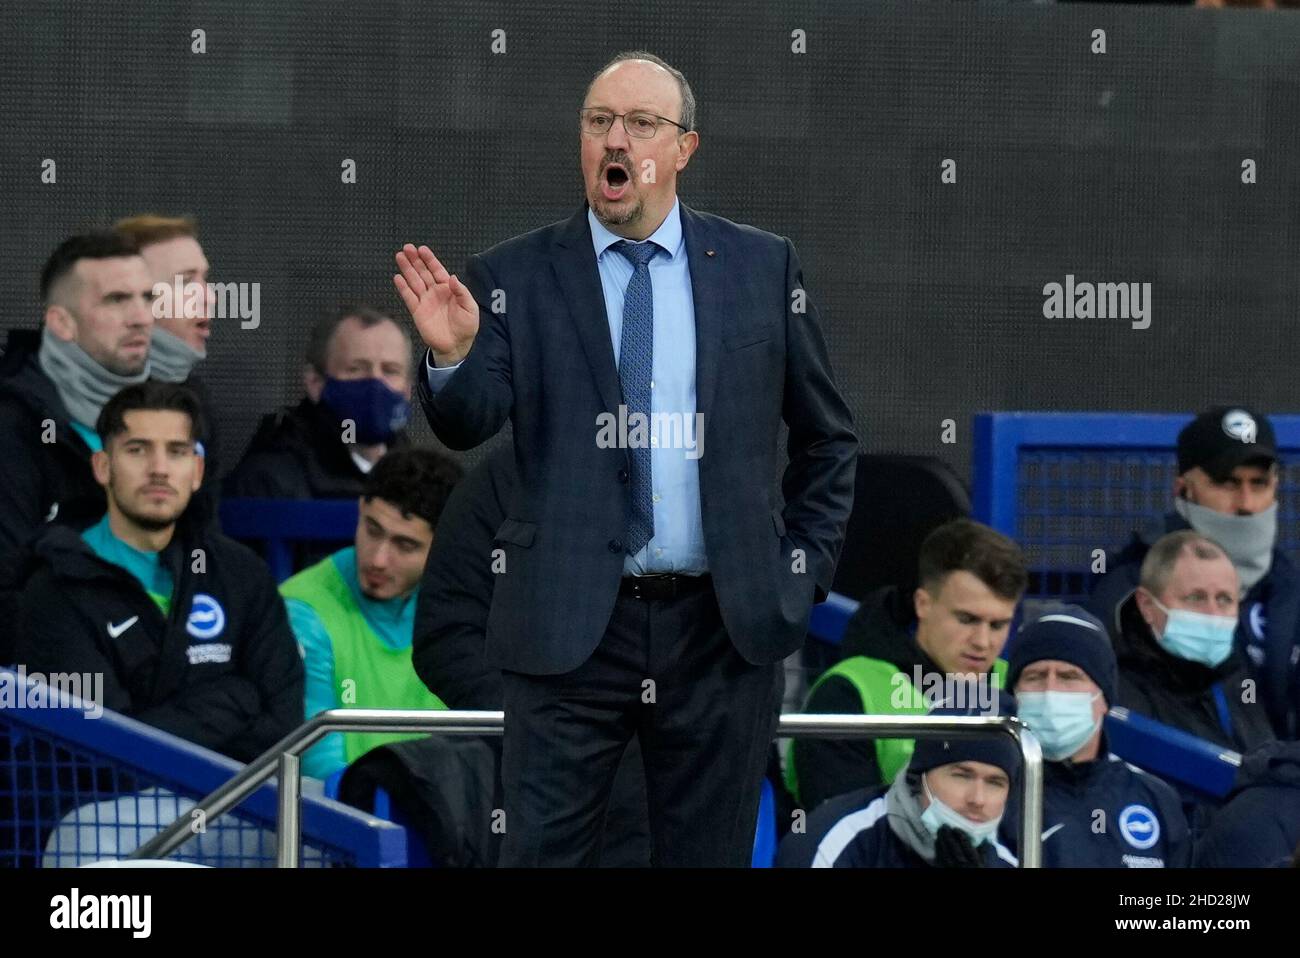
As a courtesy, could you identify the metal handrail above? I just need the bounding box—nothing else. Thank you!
[131,709,1043,868]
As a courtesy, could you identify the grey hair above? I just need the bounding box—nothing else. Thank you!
[1139,530,1231,598]
[584,50,696,133]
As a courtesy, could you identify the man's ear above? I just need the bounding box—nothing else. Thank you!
[190,450,205,492]
[674,131,700,172]
[1133,587,1158,627]
[43,304,78,342]
[913,586,931,622]
[303,364,325,403]
[91,448,111,488]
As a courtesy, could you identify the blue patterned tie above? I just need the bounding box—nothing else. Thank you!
[613,240,658,556]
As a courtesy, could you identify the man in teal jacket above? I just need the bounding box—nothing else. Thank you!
[281,448,463,780]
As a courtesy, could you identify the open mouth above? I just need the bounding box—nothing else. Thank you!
[601,163,631,200]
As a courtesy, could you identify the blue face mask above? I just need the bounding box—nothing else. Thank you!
[1015,690,1101,761]
[919,771,1002,847]
[320,377,411,446]
[1148,595,1236,669]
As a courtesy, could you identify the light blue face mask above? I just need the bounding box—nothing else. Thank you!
[1016,690,1101,761]
[919,772,1002,847]
[1147,595,1236,668]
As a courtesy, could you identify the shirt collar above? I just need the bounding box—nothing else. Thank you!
[588,195,683,262]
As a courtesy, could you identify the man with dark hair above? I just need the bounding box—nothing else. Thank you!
[1089,406,1300,739]
[225,305,414,503]
[1116,529,1275,752]
[0,232,155,555]
[114,214,222,491]
[280,447,463,780]
[786,518,1027,811]
[11,381,304,762]
[779,695,1021,868]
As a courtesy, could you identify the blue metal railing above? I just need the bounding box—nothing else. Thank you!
[0,667,407,867]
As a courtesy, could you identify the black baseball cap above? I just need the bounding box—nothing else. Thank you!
[1177,406,1279,481]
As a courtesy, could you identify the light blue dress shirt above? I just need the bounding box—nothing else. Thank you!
[425,197,706,574]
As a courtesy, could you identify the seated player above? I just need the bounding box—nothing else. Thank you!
[225,304,414,500]
[13,382,304,762]
[1005,605,1190,867]
[0,232,155,555]
[1117,530,1276,753]
[786,518,1026,811]
[114,214,223,487]
[1089,406,1298,739]
[280,447,463,780]
[783,695,1020,868]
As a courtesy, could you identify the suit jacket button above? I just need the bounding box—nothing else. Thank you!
[617,469,629,483]
[608,539,622,553]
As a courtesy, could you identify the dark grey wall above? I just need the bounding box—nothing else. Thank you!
[3,0,1298,480]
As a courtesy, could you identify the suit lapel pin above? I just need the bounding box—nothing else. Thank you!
[705,249,716,257]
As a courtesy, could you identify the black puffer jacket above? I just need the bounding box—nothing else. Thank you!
[11,511,304,763]
[0,329,105,557]
[1114,591,1276,754]
[225,397,411,500]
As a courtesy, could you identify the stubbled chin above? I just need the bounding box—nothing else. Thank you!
[591,193,641,226]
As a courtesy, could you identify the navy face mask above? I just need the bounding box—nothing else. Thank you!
[320,377,411,445]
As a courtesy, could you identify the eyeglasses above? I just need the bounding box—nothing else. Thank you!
[580,108,689,139]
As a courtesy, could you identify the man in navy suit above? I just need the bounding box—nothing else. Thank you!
[393,50,858,866]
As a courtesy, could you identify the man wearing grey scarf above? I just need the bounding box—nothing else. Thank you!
[1089,406,1300,740]
[37,327,151,429]
[113,216,222,498]
[149,325,205,384]
[113,215,212,386]
[0,231,155,563]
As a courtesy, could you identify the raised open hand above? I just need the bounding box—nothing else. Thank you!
[393,243,480,365]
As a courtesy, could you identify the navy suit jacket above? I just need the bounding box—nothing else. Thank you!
[418,200,858,674]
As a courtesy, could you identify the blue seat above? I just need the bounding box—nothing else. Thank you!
[219,497,358,582]
[751,778,778,868]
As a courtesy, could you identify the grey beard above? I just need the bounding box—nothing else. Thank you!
[590,187,645,227]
